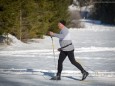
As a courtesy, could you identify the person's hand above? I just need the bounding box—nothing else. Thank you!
[58,48,61,52]
[49,31,54,36]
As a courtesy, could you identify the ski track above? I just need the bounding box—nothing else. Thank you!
[0,47,115,58]
[0,69,115,77]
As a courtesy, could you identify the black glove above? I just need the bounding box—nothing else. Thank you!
[58,48,62,52]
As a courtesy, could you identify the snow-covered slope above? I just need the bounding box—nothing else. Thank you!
[0,20,115,78]
[0,19,115,86]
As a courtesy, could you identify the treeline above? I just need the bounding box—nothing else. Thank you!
[76,0,115,24]
[92,0,115,24]
[0,0,72,40]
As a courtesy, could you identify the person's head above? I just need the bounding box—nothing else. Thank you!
[58,20,66,29]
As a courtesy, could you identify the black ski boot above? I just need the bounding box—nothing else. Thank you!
[81,70,89,81]
[50,73,61,80]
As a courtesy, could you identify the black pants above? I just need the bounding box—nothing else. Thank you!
[57,50,84,74]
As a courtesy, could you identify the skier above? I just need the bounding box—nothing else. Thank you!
[49,20,89,81]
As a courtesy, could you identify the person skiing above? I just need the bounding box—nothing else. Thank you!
[49,20,89,81]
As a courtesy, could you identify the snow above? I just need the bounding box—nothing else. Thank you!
[0,74,115,86]
[0,19,115,85]
[68,5,80,11]
[68,5,94,12]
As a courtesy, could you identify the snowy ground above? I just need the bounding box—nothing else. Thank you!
[0,20,115,86]
[0,74,115,86]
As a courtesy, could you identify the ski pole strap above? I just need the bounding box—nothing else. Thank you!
[61,43,72,49]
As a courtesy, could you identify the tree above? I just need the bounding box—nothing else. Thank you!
[35,0,72,34]
[0,0,19,44]
[0,0,72,41]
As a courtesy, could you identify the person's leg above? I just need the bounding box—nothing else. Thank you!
[67,50,89,80]
[57,51,67,74]
[51,51,67,80]
[67,50,85,72]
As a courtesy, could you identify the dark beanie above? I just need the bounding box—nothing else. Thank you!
[59,20,66,26]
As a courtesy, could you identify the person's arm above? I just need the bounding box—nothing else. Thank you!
[53,29,68,39]
[49,29,68,39]
[53,33,65,39]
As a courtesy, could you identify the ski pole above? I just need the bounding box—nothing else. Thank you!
[50,36,57,72]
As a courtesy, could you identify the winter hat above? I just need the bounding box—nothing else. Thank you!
[59,20,66,26]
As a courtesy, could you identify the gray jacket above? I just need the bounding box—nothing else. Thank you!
[53,27,74,51]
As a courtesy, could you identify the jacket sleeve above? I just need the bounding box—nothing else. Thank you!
[53,29,68,39]
[53,33,65,39]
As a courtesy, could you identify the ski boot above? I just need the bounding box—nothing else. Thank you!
[81,70,89,81]
[50,73,61,80]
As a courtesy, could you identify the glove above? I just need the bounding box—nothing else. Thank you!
[58,48,62,52]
